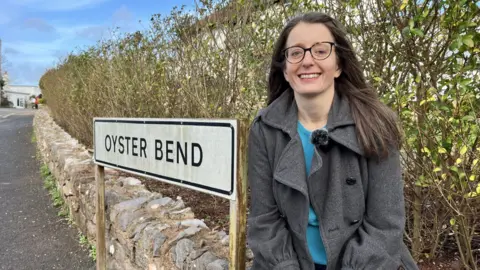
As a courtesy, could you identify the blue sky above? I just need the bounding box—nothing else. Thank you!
[0,0,196,85]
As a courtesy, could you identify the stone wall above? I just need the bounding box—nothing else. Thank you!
[33,109,233,270]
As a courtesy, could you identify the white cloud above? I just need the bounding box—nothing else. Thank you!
[4,47,21,55]
[56,23,114,42]
[76,25,108,40]
[24,18,56,32]
[8,61,51,85]
[3,40,61,57]
[7,0,111,11]
[113,5,133,23]
[0,2,144,85]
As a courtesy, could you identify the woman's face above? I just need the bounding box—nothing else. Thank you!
[283,22,341,97]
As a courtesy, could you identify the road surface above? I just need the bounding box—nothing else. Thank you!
[0,108,95,270]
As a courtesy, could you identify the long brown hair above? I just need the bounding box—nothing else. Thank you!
[268,12,402,158]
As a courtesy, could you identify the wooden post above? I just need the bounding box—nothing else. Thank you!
[229,119,249,270]
[95,165,106,270]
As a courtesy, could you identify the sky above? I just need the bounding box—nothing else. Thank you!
[0,0,196,86]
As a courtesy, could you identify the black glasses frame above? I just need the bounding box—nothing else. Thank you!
[283,42,336,64]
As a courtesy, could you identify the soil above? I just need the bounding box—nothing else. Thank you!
[139,176,231,233]
[417,257,461,270]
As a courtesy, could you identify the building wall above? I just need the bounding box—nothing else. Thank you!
[5,92,28,109]
[3,85,42,109]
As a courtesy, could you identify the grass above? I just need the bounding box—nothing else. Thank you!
[42,163,96,261]
[40,164,50,178]
[31,131,36,143]
[79,233,97,261]
[41,164,96,262]
[40,164,73,224]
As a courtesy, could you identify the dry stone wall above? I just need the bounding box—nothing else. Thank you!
[33,109,236,270]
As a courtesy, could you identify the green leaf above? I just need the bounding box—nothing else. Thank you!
[462,36,474,48]
[460,146,468,156]
[433,167,442,172]
[466,192,478,198]
[411,28,424,37]
[438,147,447,154]
[460,78,472,86]
[450,218,456,226]
[462,115,475,122]
[409,19,414,29]
[450,38,463,50]
[415,74,421,83]
[450,166,459,173]
[440,106,450,112]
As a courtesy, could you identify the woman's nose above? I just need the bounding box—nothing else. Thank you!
[302,51,315,66]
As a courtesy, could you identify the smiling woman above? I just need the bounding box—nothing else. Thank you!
[247,12,418,270]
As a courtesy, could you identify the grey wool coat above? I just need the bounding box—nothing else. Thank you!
[246,90,418,270]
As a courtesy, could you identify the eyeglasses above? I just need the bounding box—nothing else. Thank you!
[283,42,336,64]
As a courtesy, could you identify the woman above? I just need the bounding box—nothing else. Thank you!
[247,12,418,270]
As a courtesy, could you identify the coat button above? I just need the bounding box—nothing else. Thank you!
[346,177,356,185]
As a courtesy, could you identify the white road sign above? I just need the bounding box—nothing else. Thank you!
[93,118,237,200]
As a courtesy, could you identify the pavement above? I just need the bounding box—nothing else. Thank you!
[0,108,95,270]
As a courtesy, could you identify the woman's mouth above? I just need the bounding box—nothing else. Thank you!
[299,73,321,79]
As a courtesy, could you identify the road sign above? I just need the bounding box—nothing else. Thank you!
[93,117,248,270]
[93,118,237,200]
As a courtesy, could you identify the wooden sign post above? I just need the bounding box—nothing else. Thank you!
[229,120,248,270]
[93,118,249,270]
[95,165,106,270]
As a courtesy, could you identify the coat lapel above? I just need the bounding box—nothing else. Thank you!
[326,92,364,156]
[273,133,309,197]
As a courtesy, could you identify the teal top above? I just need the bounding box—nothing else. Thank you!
[297,121,327,265]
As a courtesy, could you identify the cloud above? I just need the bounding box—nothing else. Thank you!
[8,0,111,11]
[3,40,59,58]
[8,61,50,85]
[76,25,108,41]
[112,5,133,23]
[53,49,69,60]
[23,18,56,33]
[4,47,21,55]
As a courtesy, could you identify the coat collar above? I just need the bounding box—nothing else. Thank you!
[258,89,364,156]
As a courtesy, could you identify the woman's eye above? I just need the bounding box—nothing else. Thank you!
[291,51,302,57]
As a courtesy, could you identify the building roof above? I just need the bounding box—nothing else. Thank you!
[3,85,42,95]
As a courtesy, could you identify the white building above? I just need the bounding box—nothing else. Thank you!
[2,85,41,109]
[1,71,42,109]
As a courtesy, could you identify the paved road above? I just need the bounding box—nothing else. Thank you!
[0,108,95,270]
